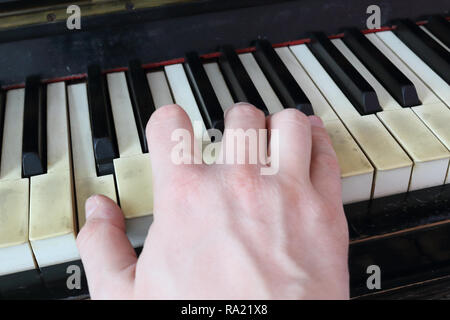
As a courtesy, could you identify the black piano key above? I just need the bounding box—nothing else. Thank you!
[342,27,420,107]
[22,76,46,178]
[307,32,382,115]
[253,39,314,115]
[426,15,450,48]
[0,91,4,168]
[185,51,225,132]
[393,19,450,83]
[126,60,156,153]
[87,65,118,176]
[218,45,269,115]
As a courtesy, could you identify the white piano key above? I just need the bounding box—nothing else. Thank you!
[375,31,450,106]
[324,120,374,204]
[289,44,361,120]
[0,89,25,180]
[0,239,35,276]
[275,47,339,121]
[290,43,413,198]
[419,25,450,52]
[332,38,402,111]
[366,33,442,106]
[164,64,208,142]
[29,82,78,267]
[204,62,235,112]
[0,89,35,275]
[238,52,284,114]
[68,83,117,229]
[344,115,413,198]
[107,72,153,223]
[146,70,174,109]
[107,72,142,157]
[378,108,450,190]
[412,102,450,155]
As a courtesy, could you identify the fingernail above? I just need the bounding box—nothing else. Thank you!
[224,103,247,117]
[85,195,99,220]
[309,116,324,128]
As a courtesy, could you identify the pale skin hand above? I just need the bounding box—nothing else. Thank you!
[76,103,349,299]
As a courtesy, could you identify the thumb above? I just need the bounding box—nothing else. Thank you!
[77,195,137,299]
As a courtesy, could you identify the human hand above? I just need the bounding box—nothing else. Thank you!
[76,103,349,299]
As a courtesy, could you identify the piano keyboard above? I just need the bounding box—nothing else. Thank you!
[0,18,449,294]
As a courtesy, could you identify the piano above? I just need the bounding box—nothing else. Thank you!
[0,0,449,299]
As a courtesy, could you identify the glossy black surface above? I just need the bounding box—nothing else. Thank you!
[0,268,43,299]
[393,19,450,83]
[346,184,450,240]
[86,65,118,176]
[355,274,450,299]
[426,15,450,48]
[40,260,89,299]
[349,223,450,297]
[342,28,420,107]
[253,39,314,115]
[127,59,156,153]
[185,51,225,132]
[22,76,46,178]
[346,184,450,296]
[307,32,382,115]
[0,91,4,168]
[218,45,269,115]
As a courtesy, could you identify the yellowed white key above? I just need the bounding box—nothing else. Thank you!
[325,120,374,204]
[412,102,450,185]
[355,35,450,176]
[375,31,450,106]
[146,70,174,108]
[28,82,78,268]
[276,47,339,121]
[378,108,450,190]
[330,39,450,195]
[332,38,402,111]
[204,62,235,112]
[0,89,35,276]
[366,33,441,106]
[239,53,284,114]
[412,103,450,153]
[289,44,361,119]
[344,115,413,198]
[68,83,117,229]
[107,72,153,247]
[275,46,380,200]
[164,64,208,144]
[290,43,413,198]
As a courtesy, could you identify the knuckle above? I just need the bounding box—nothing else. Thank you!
[76,219,121,252]
[316,152,341,173]
[227,103,265,119]
[314,129,332,145]
[275,108,310,125]
[167,167,205,199]
[146,104,185,130]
